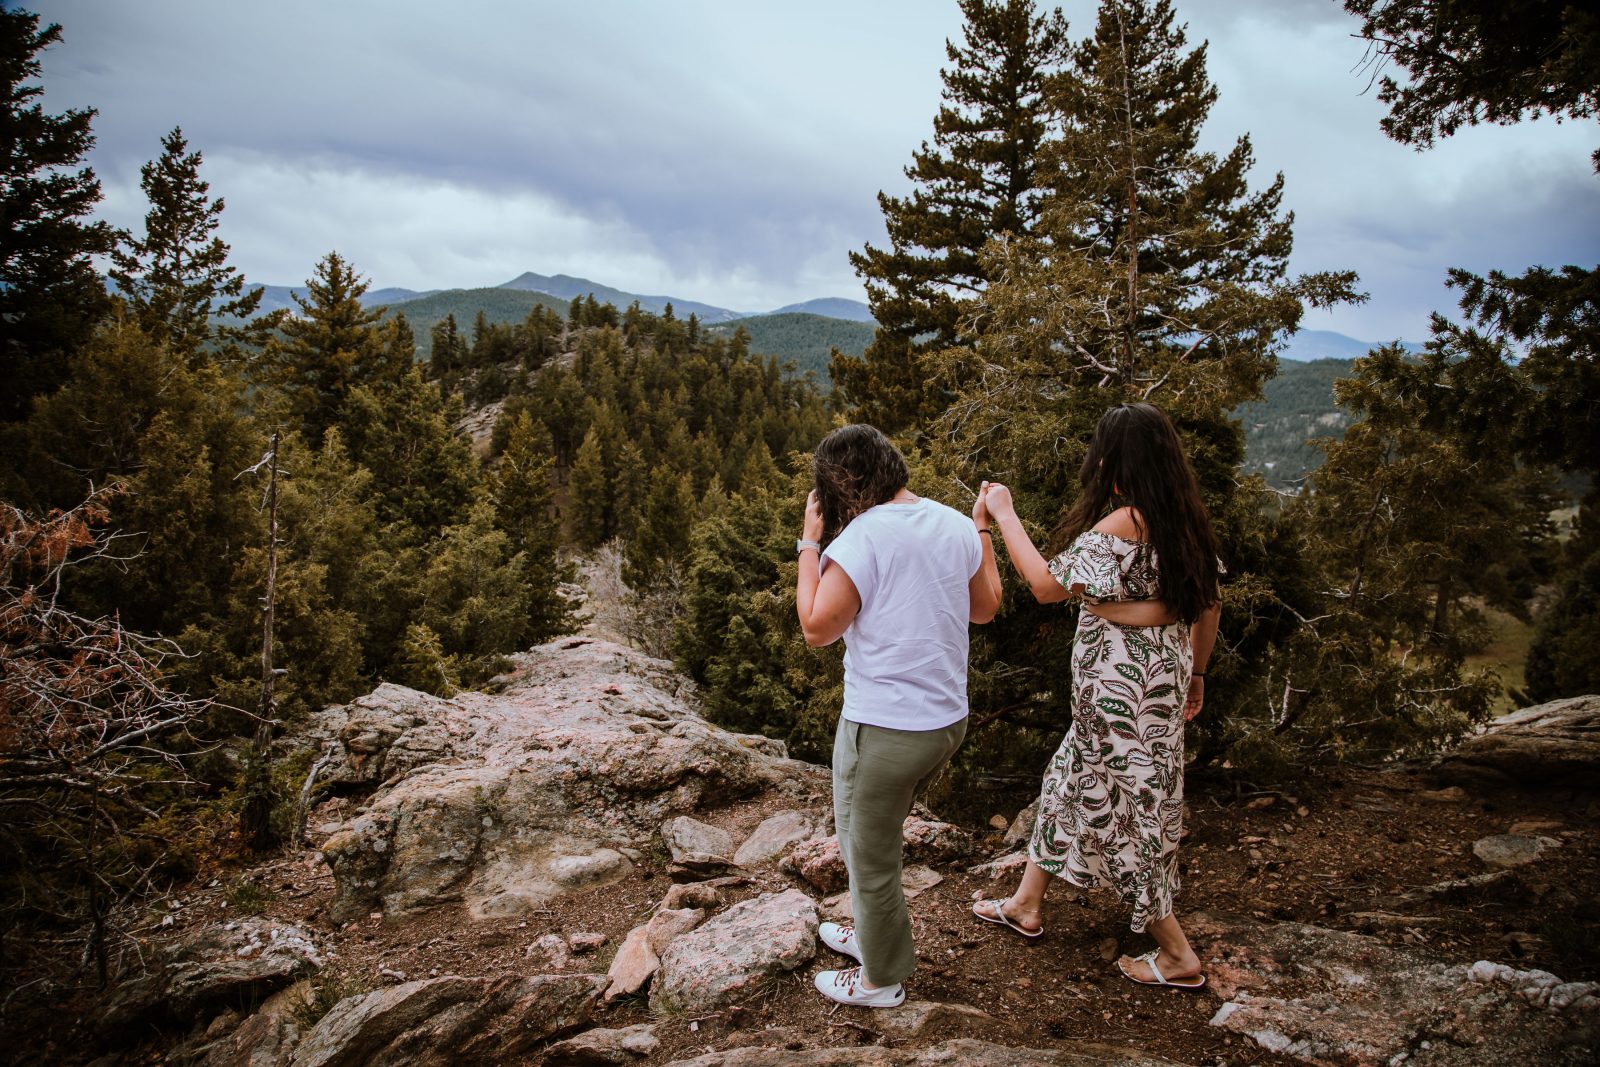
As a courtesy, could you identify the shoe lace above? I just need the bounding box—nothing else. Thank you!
[835,966,861,993]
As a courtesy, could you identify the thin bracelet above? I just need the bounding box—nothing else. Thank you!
[977,528,991,537]
[1192,671,1206,678]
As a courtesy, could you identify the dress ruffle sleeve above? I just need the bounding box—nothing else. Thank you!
[1047,531,1121,598]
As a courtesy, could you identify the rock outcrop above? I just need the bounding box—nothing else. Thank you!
[92,919,322,1032]
[304,639,825,921]
[1435,694,1600,788]
[289,972,605,1066]
[1195,912,1599,1065]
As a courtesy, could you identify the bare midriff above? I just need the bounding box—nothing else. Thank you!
[1084,599,1180,627]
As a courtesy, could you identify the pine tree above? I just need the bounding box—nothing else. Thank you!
[338,366,477,541]
[832,0,1071,433]
[0,10,116,423]
[260,252,399,445]
[567,425,610,549]
[1336,3,1599,702]
[624,464,696,589]
[1343,0,1600,168]
[414,499,542,685]
[488,412,571,639]
[108,127,266,361]
[914,0,1358,777]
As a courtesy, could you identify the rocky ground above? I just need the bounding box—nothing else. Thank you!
[5,641,1597,1067]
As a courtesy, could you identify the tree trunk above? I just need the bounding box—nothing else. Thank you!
[242,431,280,850]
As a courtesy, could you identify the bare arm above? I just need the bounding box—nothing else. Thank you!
[969,491,1002,623]
[1183,600,1221,721]
[796,491,861,647]
[983,482,1071,604]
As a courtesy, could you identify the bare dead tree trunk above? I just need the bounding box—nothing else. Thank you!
[1114,0,1140,387]
[241,431,280,850]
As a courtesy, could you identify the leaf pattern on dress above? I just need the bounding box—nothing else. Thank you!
[1025,600,1193,933]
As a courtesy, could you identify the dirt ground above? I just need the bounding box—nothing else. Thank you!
[13,759,1595,1067]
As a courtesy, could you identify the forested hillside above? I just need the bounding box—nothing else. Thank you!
[1236,358,1355,486]
[707,311,875,383]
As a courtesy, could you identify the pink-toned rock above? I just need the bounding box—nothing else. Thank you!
[1436,694,1600,788]
[645,908,705,956]
[901,865,942,899]
[901,816,974,863]
[782,836,847,893]
[662,816,734,865]
[568,931,607,954]
[651,889,818,1014]
[661,883,720,911]
[543,1022,660,1064]
[307,639,827,923]
[604,926,658,1002]
[93,919,322,1032]
[657,1038,1191,1066]
[967,850,1029,879]
[819,892,852,922]
[1003,801,1038,848]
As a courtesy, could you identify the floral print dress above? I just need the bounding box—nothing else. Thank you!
[1029,530,1191,932]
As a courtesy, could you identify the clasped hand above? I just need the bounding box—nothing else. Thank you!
[972,481,1015,528]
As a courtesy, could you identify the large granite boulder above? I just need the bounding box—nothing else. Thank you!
[308,639,825,921]
[1435,694,1600,788]
[1194,912,1599,1065]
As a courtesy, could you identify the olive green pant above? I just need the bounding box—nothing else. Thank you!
[832,715,967,987]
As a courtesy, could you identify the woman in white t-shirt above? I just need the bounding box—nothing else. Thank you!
[794,424,1002,1007]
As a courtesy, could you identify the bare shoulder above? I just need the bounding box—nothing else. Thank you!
[1092,506,1146,542]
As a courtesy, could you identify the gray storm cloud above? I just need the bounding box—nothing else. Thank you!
[31,0,1600,337]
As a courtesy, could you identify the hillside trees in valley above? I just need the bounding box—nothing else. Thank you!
[831,0,1071,435]
[479,304,832,591]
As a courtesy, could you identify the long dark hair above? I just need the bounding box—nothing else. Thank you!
[1057,403,1221,623]
[813,424,909,543]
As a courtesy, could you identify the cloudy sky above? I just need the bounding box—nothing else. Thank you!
[29,0,1600,341]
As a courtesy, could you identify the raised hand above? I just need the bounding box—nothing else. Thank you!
[803,490,824,543]
[984,482,1016,523]
[972,482,991,528]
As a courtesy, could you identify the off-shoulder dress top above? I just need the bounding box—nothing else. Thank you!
[1046,530,1161,605]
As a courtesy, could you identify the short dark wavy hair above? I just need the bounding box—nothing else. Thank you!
[813,424,909,543]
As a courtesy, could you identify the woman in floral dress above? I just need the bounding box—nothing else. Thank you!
[972,402,1222,989]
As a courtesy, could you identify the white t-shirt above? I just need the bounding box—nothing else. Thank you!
[819,497,983,731]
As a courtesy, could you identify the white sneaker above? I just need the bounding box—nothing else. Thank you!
[818,921,862,963]
[813,966,905,1008]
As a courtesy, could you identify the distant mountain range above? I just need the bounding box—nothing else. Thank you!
[243,270,1414,372]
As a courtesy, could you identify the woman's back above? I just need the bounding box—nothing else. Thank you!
[821,498,981,731]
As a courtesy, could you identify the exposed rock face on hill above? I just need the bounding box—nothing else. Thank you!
[302,639,822,922]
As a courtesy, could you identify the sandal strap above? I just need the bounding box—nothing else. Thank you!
[1139,950,1167,984]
